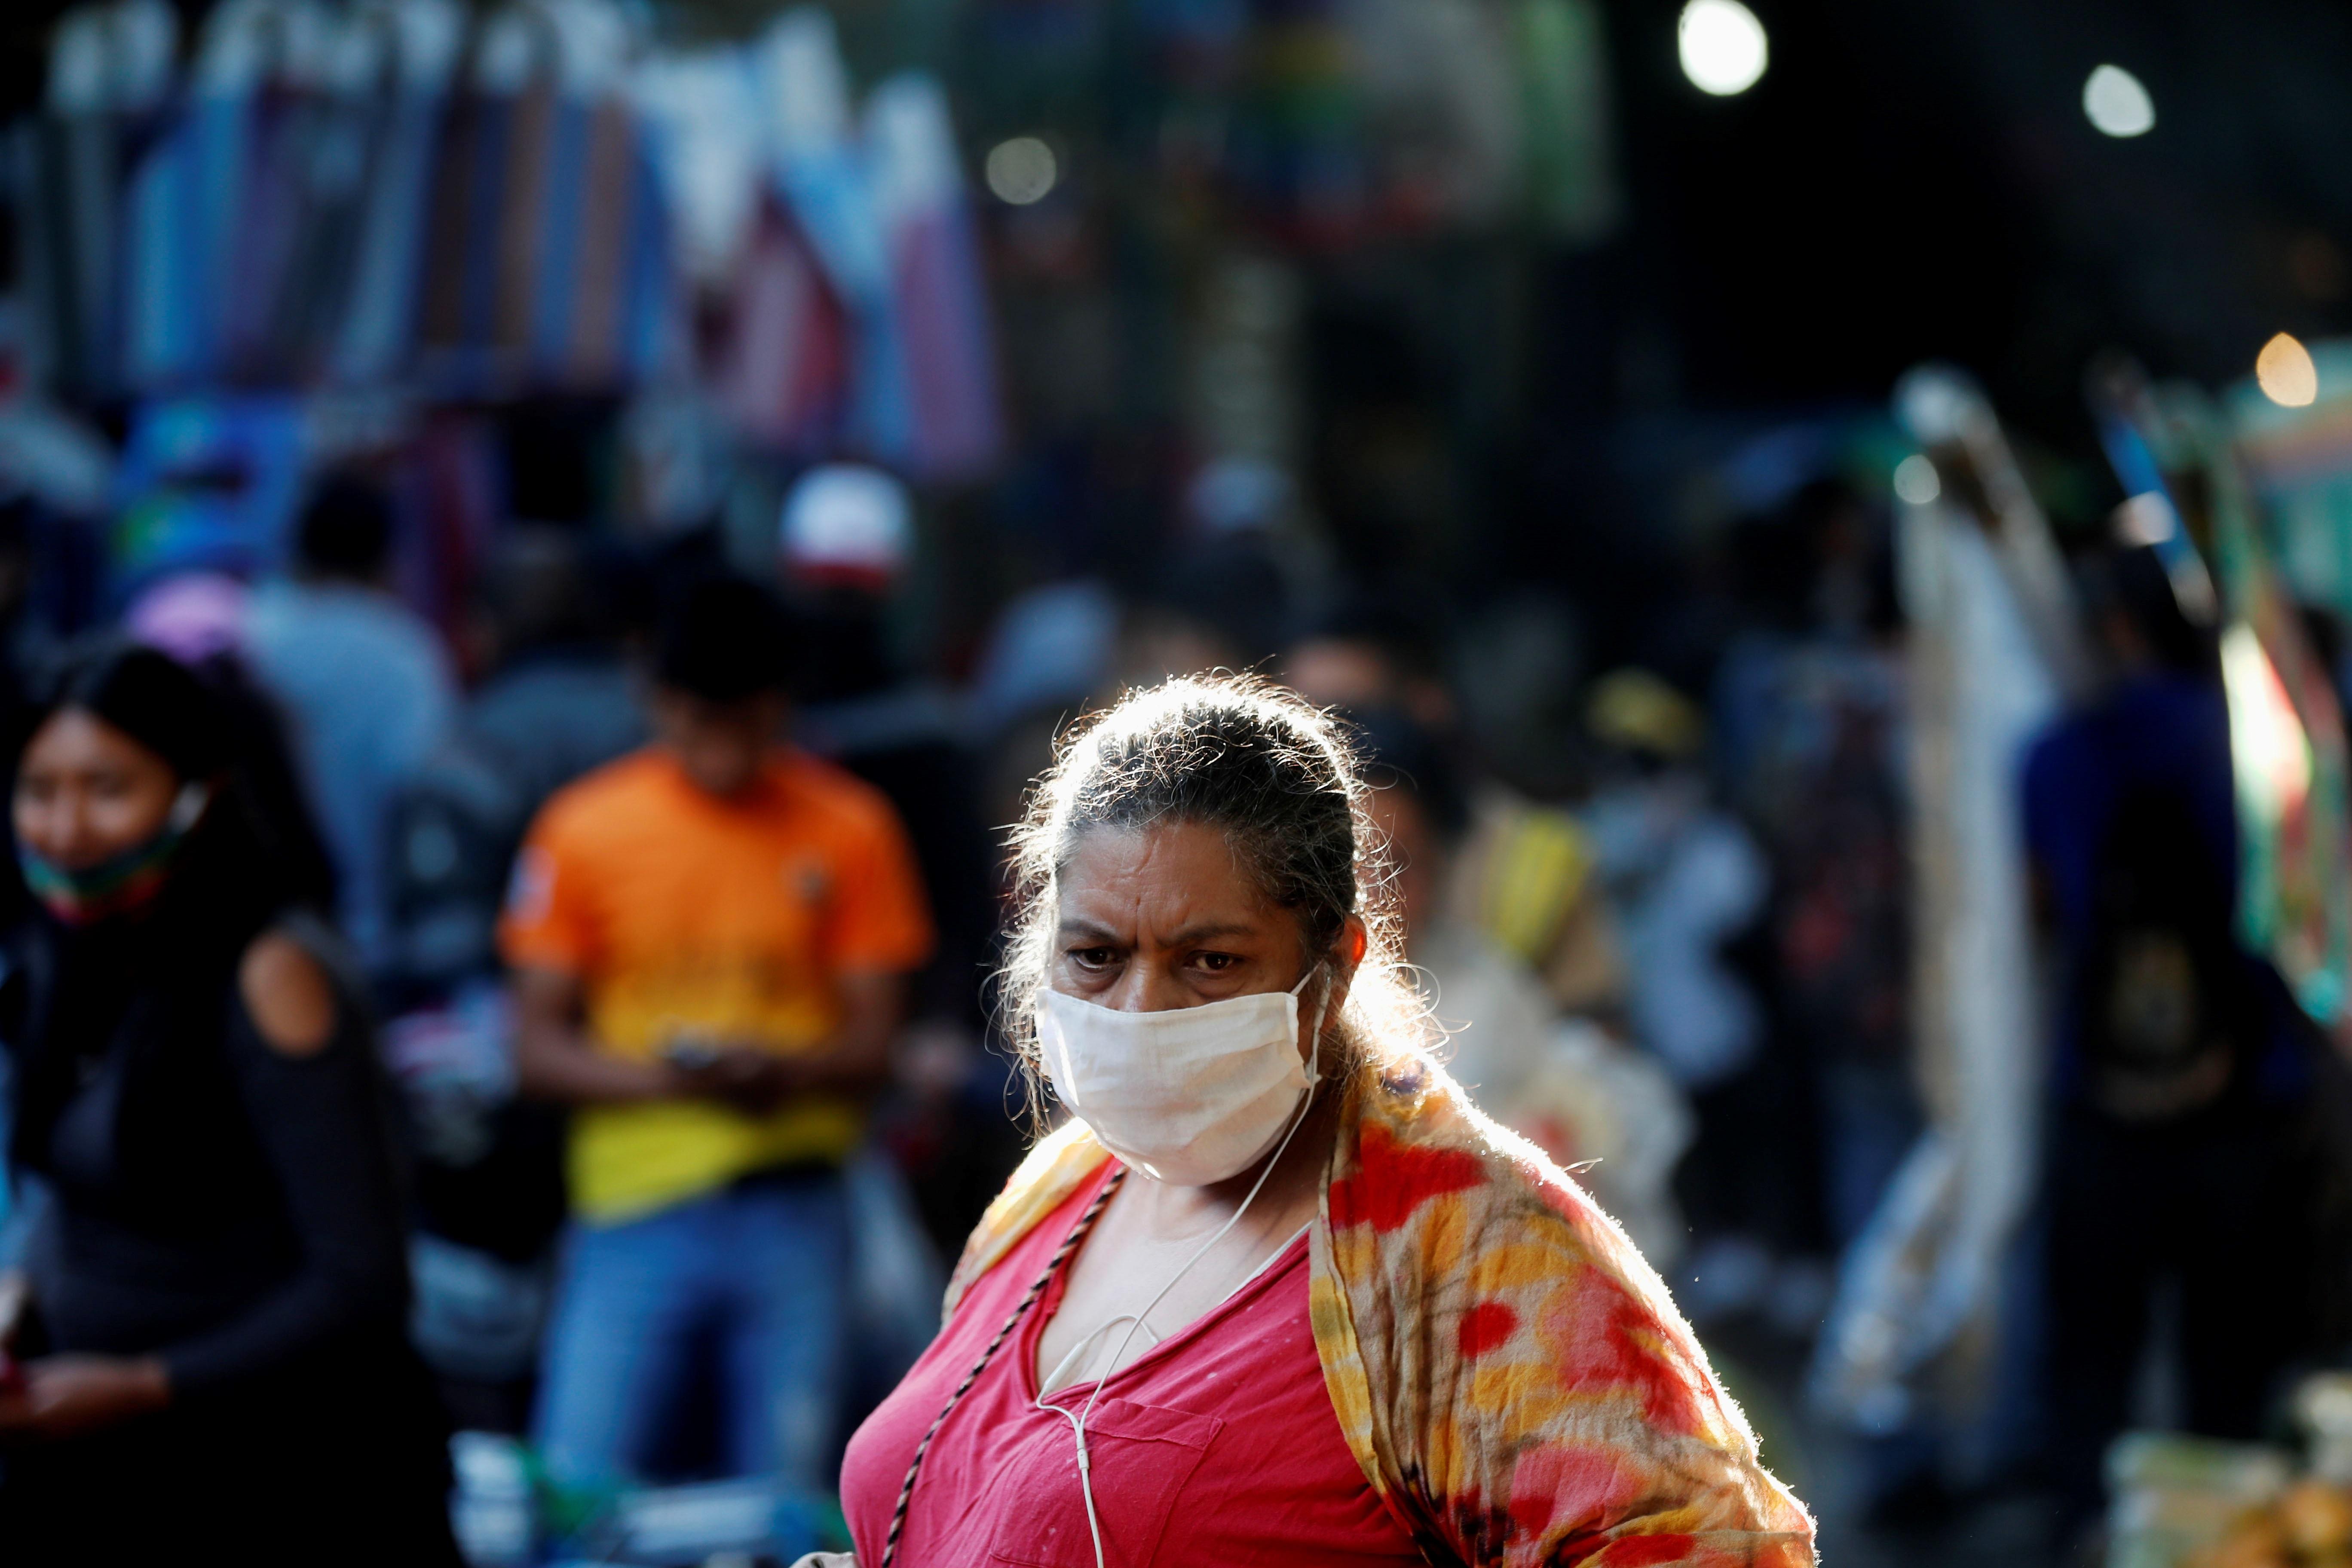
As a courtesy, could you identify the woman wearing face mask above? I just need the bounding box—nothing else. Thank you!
[832,676,1813,1568]
[0,644,459,1565]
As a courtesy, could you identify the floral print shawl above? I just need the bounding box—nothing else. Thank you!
[944,1055,1816,1568]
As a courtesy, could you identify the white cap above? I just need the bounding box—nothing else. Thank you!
[779,463,913,584]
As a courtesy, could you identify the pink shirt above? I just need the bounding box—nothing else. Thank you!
[842,1165,1424,1566]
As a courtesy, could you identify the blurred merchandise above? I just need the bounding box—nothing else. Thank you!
[2301,1375,2352,1485]
[384,979,518,1167]
[413,1230,552,1386]
[2196,392,2352,1026]
[2089,1379,2352,1568]
[2105,1433,2292,1568]
[110,394,308,591]
[865,75,1003,481]
[410,1,675,395]
[2235,340,2352,628]
[451,1430,538,1567]
[18,0,1005,483]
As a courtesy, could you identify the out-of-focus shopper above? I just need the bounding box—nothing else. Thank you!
[778,466,1007,1258]
[1355,707,1691,1263]
[1283,591,1457,732]
[381,528,645,1430]
[1580,672,1796,1278]
[502,576,932,1495]
[839,676,1811,1567]
[0,644,456,1564]
[1712,481,1914,1251]
[782,469,991,1033]
[1351,707,1553,1107]
[124,571,342,920]
[2025,545,2319,1524]
[459,527,649,828]
[245,472,456,968]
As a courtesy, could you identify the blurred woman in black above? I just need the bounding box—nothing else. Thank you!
[0,643,456,1563]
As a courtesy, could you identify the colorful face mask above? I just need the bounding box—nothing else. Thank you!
[19,784,208,926]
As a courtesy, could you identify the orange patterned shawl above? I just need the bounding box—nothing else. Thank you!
[944,1054,1816,1568]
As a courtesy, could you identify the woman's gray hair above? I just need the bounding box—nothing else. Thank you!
[994,674,1432,1125]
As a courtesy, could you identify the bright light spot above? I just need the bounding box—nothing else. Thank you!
[1892,454,1940,505]
[2257,331,2319,407]
[2113,492,2177,547]
[2082,64,2154,138]
[2222,623,2312,818]
[1678,0,1768,97]
[984,137,1057,205]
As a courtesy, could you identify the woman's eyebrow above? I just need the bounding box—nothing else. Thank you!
[1056,919,1122,942]
[1162,920,1257,945]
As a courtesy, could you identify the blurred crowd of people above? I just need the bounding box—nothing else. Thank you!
[0,404,2340,1562]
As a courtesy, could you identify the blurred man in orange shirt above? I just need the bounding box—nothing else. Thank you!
[501,575,932,1495]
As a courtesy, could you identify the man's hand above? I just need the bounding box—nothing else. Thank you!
[512,967,682,1106]
[0,1355,170,1441]
[671,1046,795,1116]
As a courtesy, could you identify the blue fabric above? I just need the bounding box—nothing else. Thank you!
[2023,673,2238,944]
[778,150,912,466]
[622,135,677,381]
[337,89,445,383]
[535,1174,852,1494]
[2022,671,2308,1101]
[111,395,309,592]
[527,101,591,373]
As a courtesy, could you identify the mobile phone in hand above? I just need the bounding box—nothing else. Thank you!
[662,1035,722,1074]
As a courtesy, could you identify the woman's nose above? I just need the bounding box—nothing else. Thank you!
[1104,962,1191,1013]
[44,796,102,866]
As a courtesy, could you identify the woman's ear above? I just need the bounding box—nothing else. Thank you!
[1342,916,1369,972]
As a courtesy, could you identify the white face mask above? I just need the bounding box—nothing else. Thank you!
[1036,970,1326,1186]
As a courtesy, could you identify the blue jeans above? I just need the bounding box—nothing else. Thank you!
[534,1171,850,1493]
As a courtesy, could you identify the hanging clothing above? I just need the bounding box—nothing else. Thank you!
[916,1057,1814,1567]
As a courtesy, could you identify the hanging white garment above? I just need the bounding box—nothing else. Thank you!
[1810,367,2069,1465]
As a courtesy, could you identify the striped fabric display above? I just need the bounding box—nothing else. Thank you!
[617,131,681,386]
[491,81,560,366]
[24,111,124,401]
[527,92,597,374]
[37,0,179,400]
[414,82,511,389]
[712,196,851,455]
[220,83,317,380]
[534,97,670,389]
[410,1,669,394]
[122,95,238,390]
[781,146,911,469]
[334,79,442,383]
[866,74,1003,483]
[331,0,464,384]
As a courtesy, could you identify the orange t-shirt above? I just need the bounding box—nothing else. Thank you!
[500,747,933,1221]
